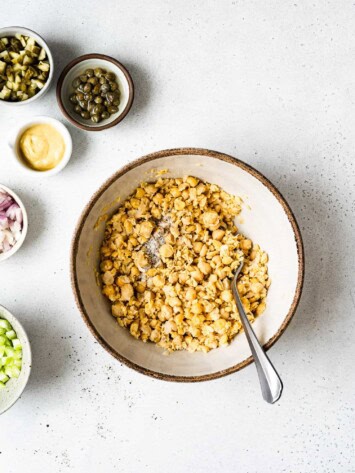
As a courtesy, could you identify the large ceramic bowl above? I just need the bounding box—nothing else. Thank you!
[0,305,32,414]
[71,148,304,381]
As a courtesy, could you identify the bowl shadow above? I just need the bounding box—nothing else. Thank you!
[19,309,73,395]
[115,61,151,124]
[255,162,347,346]
[15,189,46,253]
[48,40,81,84]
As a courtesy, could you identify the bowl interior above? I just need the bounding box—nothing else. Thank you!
[0,305,31,414]
[60,58,131,129]
[0,27,53,106]
[72,151,302,379]
[10,116,72,176]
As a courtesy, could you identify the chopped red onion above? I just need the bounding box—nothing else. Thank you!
[0,189,23,254]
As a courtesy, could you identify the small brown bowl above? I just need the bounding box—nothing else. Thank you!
[56,54,134,132]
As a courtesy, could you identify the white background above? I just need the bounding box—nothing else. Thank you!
[1,1,354,472]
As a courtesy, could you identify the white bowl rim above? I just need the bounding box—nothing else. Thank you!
[0,304,32,414]
[70,148,305,382]
[8,115,73,176]
[0,26,54,106]
[0,184,28,262]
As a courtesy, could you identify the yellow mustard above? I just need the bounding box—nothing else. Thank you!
[19,124,65,171]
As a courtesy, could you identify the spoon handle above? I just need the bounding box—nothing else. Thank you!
[232,279,283,404]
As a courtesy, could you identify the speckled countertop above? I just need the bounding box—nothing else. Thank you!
[0,1,354,472]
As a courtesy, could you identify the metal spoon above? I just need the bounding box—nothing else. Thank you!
[231,260,283,404]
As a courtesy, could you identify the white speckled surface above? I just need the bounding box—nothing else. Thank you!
[0,1,354,472]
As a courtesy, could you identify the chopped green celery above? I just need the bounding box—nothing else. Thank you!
[0,356,14,367]
[0,319,23,386]
[5,330,16,340]
[0,319,11,331]
[3,356,14,366]
[13,350,22,360]
[12,339,22,350]
[0,371,9,383]
[5,365,20,378]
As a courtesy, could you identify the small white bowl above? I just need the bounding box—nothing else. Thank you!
[0,305,32,415]
[8,116,72,177]
[0,26,54,106]
[57,54,134,131]
[0,185,28,263]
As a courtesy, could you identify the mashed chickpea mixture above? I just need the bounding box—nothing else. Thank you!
[100,176,270,353]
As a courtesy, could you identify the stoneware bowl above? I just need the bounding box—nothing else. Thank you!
[0,26,54,106]
[0,305,32,415]
[7,116,72,177]
[56,54,134,131]
[71,148,304,381]
[0,185,28,263]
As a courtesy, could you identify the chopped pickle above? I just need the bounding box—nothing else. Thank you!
[0,34,50,102]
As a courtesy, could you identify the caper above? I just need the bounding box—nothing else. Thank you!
[92,84,101,95]
[93,104,104,114]
[83,83,92,93]
[76,92,84,101]
[100,83,110,94]
[106,72,116,81]
[107,105,119,114]
[79,74,88,83]
[109,81,118,91]
[85,68,94,77]
[88,77,98,85]
[78,100,88,110]
[77,83,85,93]
[101,111,110,120]
[106,92,114,103]
[94,68,104,77]
[99,76,107,85]
[84,93,93,101]
[72,77,81,88]
[94,96,103,104]
[69,93,78,104]
[81,111,90,119]
[87,101,95,112]
[91,114,101,123]
[74,104,82,114]
[104,100,109,107]
[112,98,120,106]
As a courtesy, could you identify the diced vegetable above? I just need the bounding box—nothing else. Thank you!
[0,190,23,254]
[0,318,22,387]
[0,34,50,102]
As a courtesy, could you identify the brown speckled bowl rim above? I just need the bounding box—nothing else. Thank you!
[56,53,134,132]
[71,148,305,382]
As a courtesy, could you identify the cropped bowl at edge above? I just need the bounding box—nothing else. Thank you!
[0,305,32,415]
